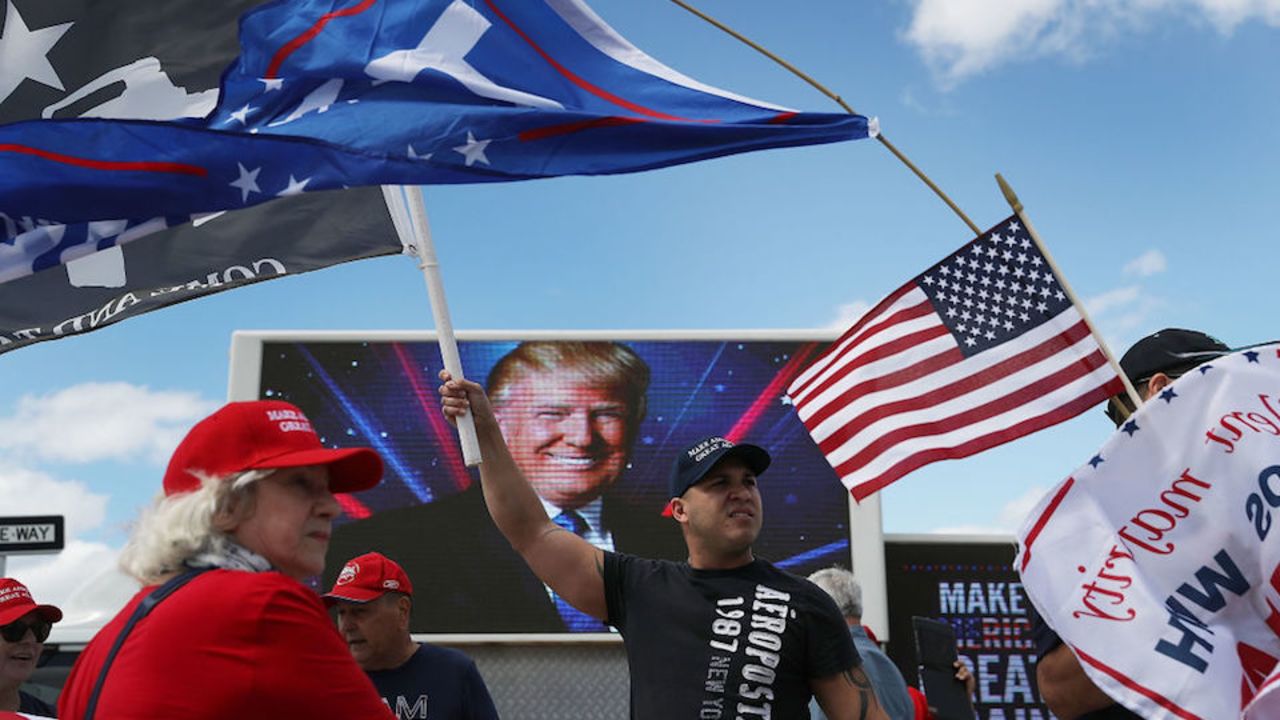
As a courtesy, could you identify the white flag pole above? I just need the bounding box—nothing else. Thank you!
[381,185,483,466]
[995,174,1143,411]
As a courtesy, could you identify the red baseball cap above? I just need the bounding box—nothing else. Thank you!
[163,400,383,496]
[0,578,62,627]
[322,552,413,606]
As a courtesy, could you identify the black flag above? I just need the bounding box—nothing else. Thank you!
[0,0,401,354]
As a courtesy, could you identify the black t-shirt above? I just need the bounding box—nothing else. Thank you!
[604,553,858,719]
[365,644,499,720]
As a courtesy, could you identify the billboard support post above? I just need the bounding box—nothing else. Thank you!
[382,185,483,466]
[850,494,888,640]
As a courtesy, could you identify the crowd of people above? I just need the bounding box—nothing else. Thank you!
[4,331,1222,719]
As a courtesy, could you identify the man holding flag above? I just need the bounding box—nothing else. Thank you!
[438,371,888,719]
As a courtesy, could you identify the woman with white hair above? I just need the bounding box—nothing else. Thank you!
[58,400,395,719]
[0,578,61,715]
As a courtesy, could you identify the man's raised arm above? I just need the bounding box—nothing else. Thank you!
[438,372,608,620]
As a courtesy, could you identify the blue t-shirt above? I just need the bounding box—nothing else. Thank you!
[365,644,499,720]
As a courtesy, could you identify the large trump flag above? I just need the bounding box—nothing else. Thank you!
[0,0,872,291]
[0,0,402,355]
[1018,344,1280,719]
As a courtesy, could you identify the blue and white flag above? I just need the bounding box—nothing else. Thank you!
[0,0,872,284]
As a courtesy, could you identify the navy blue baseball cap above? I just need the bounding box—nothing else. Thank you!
[669,436,771,499]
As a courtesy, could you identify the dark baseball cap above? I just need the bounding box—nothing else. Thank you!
[669,436,771,499]
[1119,328,1230,383]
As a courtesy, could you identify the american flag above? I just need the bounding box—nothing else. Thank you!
[788,214,1124,500]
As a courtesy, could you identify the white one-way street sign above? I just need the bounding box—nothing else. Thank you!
[0,515,64,554]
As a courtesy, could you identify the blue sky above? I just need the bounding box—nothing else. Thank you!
[1,0,1277,611]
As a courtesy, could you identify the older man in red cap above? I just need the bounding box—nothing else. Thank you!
[0,578,61,715]
[325,552,498,720]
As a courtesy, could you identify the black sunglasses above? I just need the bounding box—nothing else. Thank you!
[0,618,52,643]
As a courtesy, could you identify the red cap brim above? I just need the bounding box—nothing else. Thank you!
[321,586,386,608]
[0,602,62,627]
[253,447,383,493]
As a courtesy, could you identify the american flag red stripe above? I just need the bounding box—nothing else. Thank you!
[812,319,1097,448]
[789,214,1123,500]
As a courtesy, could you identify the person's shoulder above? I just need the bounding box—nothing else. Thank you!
[198,569,322,611]
[416,642,478,669]
[750,560,845,608]
[609,551,682,575]
[199,567,303,590]
[751,559,823,590]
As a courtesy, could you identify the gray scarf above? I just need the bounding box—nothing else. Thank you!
[185,540,274,573]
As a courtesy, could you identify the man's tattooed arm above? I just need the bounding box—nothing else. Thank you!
[842,666,879,720]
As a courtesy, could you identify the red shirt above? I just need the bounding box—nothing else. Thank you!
[907,686,932,720]
[58,569,393,720]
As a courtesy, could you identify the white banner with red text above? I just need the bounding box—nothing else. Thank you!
[1017,343,1280,719]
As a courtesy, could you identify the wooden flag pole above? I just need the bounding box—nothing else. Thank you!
[994,174,1143,411]
[667,0,981,236]
[381,185,483,467]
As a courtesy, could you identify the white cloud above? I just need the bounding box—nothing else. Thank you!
[0,467,108,537]
[905,0,1068,85]
[1085,282,1166,338]
[932,485,1050,534]
[6,542,133,625]
[0,382,216,465]
[905,0,1280,84]
[1085,285,1142,315]
[828,300,872,329]
[1123,249,1168,277]
[0,469,135,633]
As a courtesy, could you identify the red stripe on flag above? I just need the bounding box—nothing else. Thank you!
[391,343,471,493]
[789,283,921,398]
[848,384,1115,501]
[519,116,646,142]
[335,493,371,520]
[265,0,378,79]
[831,348,1110,470]
[1073,646,1203,720]
[802,346,964,430]
[0,144,206,176]
[792,216,1123,500]
[725,343,819,443]
[768,112,798,124]
[484,0,710,123]
[813,322,1096,449]
[797,322,952,421]
[792,302,942,404]
[1018,477,1075,572]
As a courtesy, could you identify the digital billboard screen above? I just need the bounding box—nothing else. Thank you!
[884,538,1049,719]
[234,332,853,636]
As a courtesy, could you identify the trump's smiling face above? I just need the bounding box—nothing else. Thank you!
[494,367,632,510]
